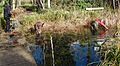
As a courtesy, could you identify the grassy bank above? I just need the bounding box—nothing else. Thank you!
[16,9,120,37]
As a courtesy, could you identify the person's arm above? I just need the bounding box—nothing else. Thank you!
[35,23,40,34]
[3,6,7,18]
[35,24,39,31]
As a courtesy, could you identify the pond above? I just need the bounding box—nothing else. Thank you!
[30,39,103,66]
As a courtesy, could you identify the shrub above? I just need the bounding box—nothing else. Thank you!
[0,17,5,30]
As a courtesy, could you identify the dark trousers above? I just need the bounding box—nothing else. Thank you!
[4,18,10,32]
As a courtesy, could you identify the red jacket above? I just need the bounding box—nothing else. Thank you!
[96,18,108,30]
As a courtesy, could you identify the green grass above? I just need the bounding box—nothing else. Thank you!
[99,46,120,66]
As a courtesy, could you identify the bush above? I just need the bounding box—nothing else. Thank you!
[76,0,92,9]
[0,17,5,30]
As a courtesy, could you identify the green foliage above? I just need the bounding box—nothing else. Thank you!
[50,0,106,10]
[20,9,72,26]
[76,0,92,9]
[40,10,71,21]
[0,1,3,14]
[21,13,39,26]
[0,6,3,14]
[0,17,5,29]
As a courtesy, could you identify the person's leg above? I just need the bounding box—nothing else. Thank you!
[5,18,11,32]
[4,19,7,32]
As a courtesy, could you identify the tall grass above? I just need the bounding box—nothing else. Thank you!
[99,45,120,66]
[0,1,3,14]
[18,9,120,34]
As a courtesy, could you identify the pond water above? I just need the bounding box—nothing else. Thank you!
[31,40,102,66]
[31,45,44,66]
[70,41,100,66]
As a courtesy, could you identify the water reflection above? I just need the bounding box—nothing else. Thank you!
[30,40,102,66]
[70,41,100,66]
[28,45,44,66]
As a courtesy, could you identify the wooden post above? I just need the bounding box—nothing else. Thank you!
[50,35,55,66]
[43,43,46,66]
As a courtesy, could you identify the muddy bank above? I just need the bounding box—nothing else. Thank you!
[0,46,37,66]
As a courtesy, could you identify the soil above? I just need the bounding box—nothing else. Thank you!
[0,46,37,66]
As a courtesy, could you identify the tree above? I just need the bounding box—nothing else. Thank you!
[48,0,50,8]
[18,0,21,6]
[36,0,45,10]
[12,0,15,10]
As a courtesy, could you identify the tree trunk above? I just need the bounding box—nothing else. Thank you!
[12,0,15,10]
[16,0,21,7]
[2,0,5,5]
[113,0,115,9]
[40,0,45,9]
[36,0,45,10]
[48,0,51,8]
[115,0,120,9]
[18,0,21,6]
[31,0,34,5]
